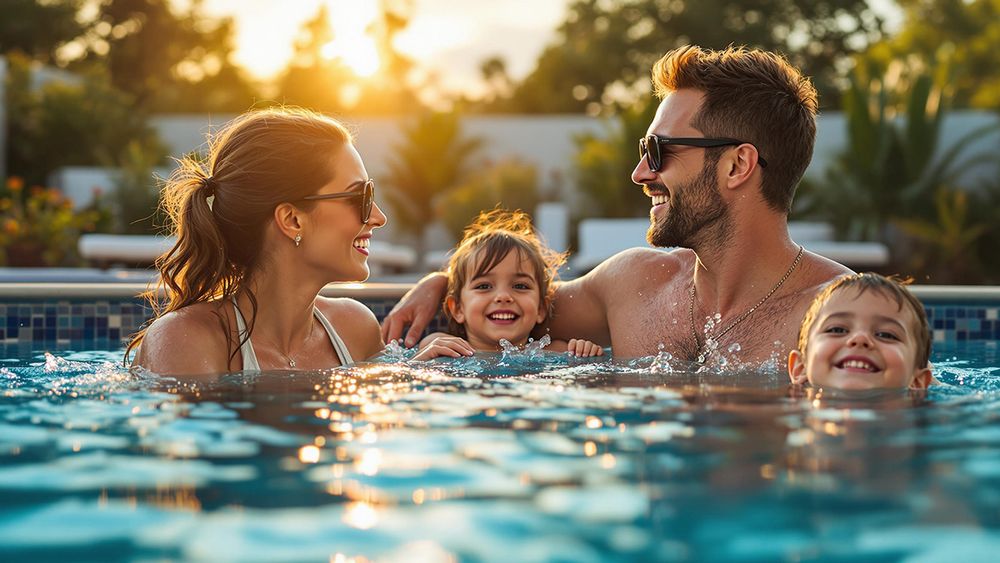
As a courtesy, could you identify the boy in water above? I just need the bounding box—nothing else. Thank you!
[414,210,603,360]
[788,273,934,390]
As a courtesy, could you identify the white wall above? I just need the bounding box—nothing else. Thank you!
[52,111,999,242]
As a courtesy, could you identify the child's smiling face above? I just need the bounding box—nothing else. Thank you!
[789,289,931,390]
[447,250,546,351]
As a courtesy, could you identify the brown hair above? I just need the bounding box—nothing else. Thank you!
[444,209,566,338]
[797,273,931,369]
[126,107,352,366]
[652,45,818,213]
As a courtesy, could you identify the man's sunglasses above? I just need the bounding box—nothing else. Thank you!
[639,134,768,172]
[299,178,375,224]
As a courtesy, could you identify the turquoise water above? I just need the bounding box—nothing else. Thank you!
[0,342,998,562]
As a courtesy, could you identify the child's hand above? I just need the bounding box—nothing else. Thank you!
[566,339,604,357]
[413,336,476,361]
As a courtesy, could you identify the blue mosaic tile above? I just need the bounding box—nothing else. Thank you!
[0,295,996,346]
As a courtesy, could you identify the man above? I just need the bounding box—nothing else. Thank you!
[383,45,850,366]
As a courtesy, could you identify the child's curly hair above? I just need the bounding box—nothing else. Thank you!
[444,209,567,338]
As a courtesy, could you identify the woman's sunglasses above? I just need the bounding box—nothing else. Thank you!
[639,134,768,172]
[299,178,375,224]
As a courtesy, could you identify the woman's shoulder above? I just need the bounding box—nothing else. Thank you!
[314,297,383,360]
[315,296,379,321]
[145,302,227,339]
[134,301,232,374]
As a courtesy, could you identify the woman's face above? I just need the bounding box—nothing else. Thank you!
[301,144,387,282]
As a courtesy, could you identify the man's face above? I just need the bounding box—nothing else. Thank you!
[632,90,731,249]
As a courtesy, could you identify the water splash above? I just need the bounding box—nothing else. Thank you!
[499,335,552,365]
[378,340,416,362]
[649,343,674,373]
[523,335,551,357]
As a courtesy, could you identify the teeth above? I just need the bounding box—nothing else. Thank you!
[651,195,669,206]
[841,359,876,371]
[489,313,516,320]
[353,238,370,249]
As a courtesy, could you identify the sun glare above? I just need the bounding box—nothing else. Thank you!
[321,0,381,78]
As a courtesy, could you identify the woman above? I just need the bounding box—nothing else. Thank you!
[129,107,387,375]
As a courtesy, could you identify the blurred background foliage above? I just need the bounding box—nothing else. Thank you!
[438,160,542,242]
[1,0,998,280]
[381,111,483,258]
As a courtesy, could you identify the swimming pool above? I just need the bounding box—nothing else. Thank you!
[0,284,998,561]
[1,343,998,561]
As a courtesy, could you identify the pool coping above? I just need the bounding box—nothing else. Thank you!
[1,282,998,302]
[0,282,414,299]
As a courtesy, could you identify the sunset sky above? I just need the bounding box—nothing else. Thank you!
[188,0,903,102]
[196,0,571,98]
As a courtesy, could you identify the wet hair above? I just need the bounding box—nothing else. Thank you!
[651,45,818,213]
[797,273,932,369]
[444,209,566,338]
[126,107,352,367]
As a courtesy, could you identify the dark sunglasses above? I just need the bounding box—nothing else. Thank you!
[639,134,768,172]
[299,178,375,224]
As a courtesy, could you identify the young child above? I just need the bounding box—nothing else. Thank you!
[788,272,933,390]
[413,209,603,360]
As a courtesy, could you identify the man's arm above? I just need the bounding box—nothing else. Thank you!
[545,265,612,346]
[381,272,448,347]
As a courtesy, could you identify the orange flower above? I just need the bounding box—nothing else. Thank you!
[6,177,24,192]
[2,218,20,236]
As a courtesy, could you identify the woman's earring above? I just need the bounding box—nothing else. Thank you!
[294,233,302,247]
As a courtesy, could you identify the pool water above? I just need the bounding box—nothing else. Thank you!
[0,343,998,562]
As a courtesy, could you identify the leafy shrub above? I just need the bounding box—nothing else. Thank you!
[0,177,103,266]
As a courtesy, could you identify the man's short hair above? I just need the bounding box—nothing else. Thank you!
[652,45,818,213]
[797,273,932,369]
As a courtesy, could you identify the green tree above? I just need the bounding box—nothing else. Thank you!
[82,0,258,112]
[0,0,84,64]
[572,99,657,218]
[493,0,884,114]
[865,0,1000,109]
[275,6,353,113]
[382,111,483,258]
[275,1,421,115]
[352,0,420,114]
[4,53,166,186]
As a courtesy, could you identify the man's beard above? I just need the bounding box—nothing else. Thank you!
[647,160,731,249]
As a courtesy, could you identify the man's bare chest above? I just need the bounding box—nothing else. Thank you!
[605,289,805,363]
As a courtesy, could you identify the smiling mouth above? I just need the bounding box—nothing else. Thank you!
[487,312,519,322]
[644,185,670,207]
[353,237,370,254]
[836,358,880,372]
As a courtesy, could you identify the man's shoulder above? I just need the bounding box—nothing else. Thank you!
[595,246,694,276]
[799,250,854,289]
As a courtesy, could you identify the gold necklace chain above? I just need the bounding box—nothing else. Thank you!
[689,245,804,362]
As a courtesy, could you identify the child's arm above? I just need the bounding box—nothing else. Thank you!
[412,332,476,361]
[549,338,605,357]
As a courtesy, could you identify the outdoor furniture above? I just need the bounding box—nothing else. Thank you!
[569,219,889,272]
[78,234,418,274]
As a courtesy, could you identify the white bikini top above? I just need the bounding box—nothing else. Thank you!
[231,298,353,371]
